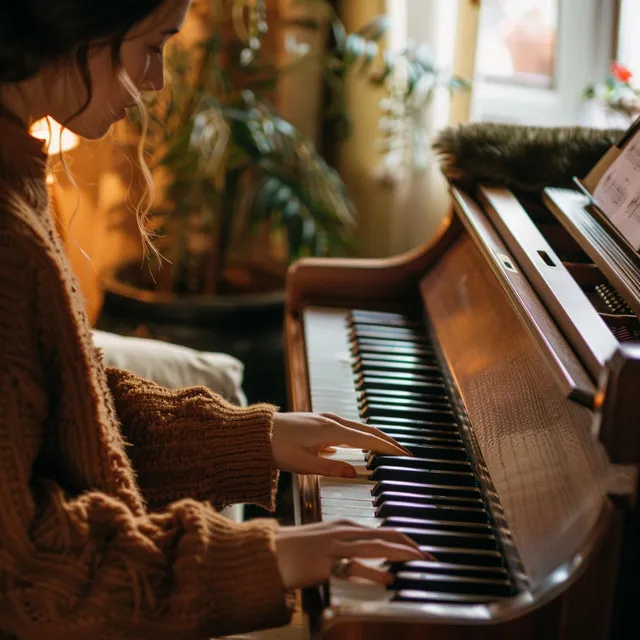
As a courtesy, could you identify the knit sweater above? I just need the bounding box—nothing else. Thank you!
[0,117,293,639]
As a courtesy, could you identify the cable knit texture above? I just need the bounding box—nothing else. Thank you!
[0,117,293,639]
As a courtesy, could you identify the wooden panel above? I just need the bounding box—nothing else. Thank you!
[420,232,611,587]
[451,188,596,406]
[479,186,618,380]
[597,343,640,464]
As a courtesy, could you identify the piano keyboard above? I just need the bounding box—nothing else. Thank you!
[303,307,518,606]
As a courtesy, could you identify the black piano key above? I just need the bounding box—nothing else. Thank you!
[401,444,468,460]
[359,388,447,404]
[372,491,485,509]
[351,318,426,332]
[391,560,509,581]
[394,590,507,604]
[368,444,467,461]
[364,404,456,423]
[354,335,431,348]
[360,394,451,411]
[350,310,423,328]
[385,519,493,535]
[417,546,505,568]
[389,526,497,550]
[383,439,467,454]
[370,465,477,487]
[358,379,447,397]
[372,480,481,500]
[392,572,513,597]
[376,501,488,524]
[367,455,471,473]
[350,330,429,346]
[374,491,484,510]
[351,321,425,335]
[353,352,428,366]
[354,343,434,358]
[354,358,443,375]
[371,426,464,443]
[367,416,460,431]
[385,516,491,535]
[357,370,445,385]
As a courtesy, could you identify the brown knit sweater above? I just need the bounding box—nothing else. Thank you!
[0,117,293,639]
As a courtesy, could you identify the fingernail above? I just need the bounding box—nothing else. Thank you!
[341,467,357,478]
[401,447,414,457]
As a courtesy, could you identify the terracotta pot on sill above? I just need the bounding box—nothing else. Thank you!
[504,26,556,78]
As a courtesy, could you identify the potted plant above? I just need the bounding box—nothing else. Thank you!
[101,0,466,312]
[582,61,640,129]
[97,0,466,409]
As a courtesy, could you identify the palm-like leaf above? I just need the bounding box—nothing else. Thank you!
[192,92,355,259]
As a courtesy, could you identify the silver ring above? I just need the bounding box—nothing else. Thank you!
[330,558,353,580]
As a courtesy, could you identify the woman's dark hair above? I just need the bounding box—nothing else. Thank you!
[0,1,167,83]
[0,0,171,261]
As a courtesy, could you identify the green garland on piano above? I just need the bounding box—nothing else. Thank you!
[432,123,624,194]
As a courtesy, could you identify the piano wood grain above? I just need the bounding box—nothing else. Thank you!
[420,232,613,587]
[479,186,618,380]
[451,188,597,406]
[285,211,458,316]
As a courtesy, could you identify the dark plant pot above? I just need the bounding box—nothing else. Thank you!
[97,262,287,409]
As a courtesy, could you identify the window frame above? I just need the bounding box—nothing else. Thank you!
[473,0,618,126]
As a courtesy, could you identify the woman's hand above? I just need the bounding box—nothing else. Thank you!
[275,520,431,589]
[271,412,411,478]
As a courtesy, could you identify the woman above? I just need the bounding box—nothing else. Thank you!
[0,1,427,638]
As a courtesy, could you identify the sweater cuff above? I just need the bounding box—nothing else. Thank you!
[105,367,280,511]
[200,514,295,635]
[144,399,279,511]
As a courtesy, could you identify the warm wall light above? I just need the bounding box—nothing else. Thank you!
[30,118,80,241]
[30,117,79,155]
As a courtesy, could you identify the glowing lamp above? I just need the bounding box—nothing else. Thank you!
[31,117,79,155]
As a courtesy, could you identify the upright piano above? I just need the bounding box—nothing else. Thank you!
[284,181,640,639]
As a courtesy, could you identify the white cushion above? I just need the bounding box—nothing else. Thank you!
[92,330,247,407]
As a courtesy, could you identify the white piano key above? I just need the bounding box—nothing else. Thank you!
[304,308,395,605]
[322,513,382,528]
[330,579,393,605]
[322,502,379,517]
[322,497,374,508]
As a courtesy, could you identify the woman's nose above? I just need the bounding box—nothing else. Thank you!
[139,67,165,93]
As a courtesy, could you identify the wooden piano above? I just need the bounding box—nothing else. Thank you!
[283,182,640,639]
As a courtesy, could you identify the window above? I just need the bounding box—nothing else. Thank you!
[617,0,640,84]
[474,0,616,126]
[477,0,559,88]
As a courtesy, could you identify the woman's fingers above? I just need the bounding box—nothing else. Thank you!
[290,451,358,478]
[339,559,394,586]
[319,445,338,453]
[329,525,436,560]
[333,539,425,562]
[322,423,410,457]
[321,413,412,456]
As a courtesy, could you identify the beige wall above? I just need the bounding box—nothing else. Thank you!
[332,0,480,258]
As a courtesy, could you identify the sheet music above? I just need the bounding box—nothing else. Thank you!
[593,134,640,249]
